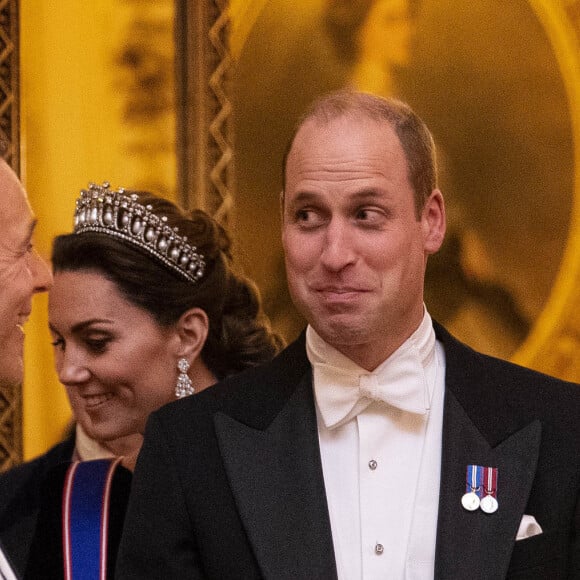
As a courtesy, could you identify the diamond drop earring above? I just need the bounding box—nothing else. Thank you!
[175,358,194,398]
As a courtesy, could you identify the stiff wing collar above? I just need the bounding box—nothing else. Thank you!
[306,313,436,429]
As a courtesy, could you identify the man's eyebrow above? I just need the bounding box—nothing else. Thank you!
[18,218,38,249]
[349,188,387,201]
[288,191,319,205]
[290,188,386,204]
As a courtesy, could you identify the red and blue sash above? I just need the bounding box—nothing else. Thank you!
[62,458,123,580]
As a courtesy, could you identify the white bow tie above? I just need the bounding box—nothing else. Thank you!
[312,347,430,430]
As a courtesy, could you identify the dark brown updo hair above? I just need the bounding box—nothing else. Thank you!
[52,191,284,380]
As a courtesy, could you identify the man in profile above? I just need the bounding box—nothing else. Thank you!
[0,159,53,577]
[117,90,580,579]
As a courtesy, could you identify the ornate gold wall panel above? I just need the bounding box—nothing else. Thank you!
[5,0,176,468]
[176,0,234,225]
[0,0,21,469]
[111,0,176,198]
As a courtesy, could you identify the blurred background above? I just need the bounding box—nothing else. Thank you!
[2,0,579,467]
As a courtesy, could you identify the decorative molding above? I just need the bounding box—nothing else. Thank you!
[511,0,580,382]
[175,0,234,225]
[0,0,21,470]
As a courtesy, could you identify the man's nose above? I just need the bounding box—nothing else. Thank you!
[319,219,356,272]
[31,249,53,292]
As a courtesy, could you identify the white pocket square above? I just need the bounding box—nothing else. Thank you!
[516,514,543,540]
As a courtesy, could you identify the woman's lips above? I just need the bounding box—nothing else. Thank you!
[83,393,114,409]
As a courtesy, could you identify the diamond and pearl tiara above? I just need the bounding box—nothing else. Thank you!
[74,182,206,284]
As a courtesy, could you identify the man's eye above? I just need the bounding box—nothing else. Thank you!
[51,337,65,351]
[295,209,324,228]
[355,207,388,227]
[356,207,381,219]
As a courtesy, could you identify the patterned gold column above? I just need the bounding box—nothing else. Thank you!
[0,0,21,470]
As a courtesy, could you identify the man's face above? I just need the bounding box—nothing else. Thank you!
[0,162,52,385]
[282,116,445,370]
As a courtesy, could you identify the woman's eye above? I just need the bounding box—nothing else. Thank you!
[85,339,110,353]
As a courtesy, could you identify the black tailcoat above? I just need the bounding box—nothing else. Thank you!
[116,323,580,579]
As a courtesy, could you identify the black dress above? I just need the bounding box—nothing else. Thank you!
[24,459,132,579]
[0,436,75,576]
[0,436,131,579]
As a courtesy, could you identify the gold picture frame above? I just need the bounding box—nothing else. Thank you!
[177,0,580,382]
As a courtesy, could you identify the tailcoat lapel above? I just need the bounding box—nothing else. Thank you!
[211,325,544,579]
[214,370,338,580]
[434,324,541,580]
[435,391,541,579]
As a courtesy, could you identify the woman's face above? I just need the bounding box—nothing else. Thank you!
[48,270,182,443]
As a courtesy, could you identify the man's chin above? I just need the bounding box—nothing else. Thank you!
[0,355,24,387]
[0,373,23,387]
[311,320,366,349]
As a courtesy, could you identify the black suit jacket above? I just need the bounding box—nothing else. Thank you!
[116,324,580,579]
[0,436,75,577]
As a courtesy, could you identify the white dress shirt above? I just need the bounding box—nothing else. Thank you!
[307,310,446,580]
[0,543,17,580]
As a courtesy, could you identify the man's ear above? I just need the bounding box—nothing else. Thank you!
[174,307,209,360]
[422,189,446,255]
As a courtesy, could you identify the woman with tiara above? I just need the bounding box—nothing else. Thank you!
[0,182,283,579]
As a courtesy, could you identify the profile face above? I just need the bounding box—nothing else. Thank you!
[0,163,52,385]
[357,0,414,68]
[48,270,182,442]
[282,115,444,369]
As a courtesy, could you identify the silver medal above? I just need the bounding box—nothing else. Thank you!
[461,491,480,511]
[480,495,499,514]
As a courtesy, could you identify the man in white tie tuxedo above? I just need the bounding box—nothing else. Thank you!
[0,159,53,578]
[116,90,580,579]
